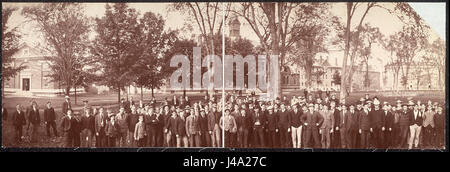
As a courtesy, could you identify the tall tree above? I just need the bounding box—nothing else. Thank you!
[393,25,428,89]
[286,4,331,90]
[2,7,26,98]
[22,3,91,103]
[170,2,231,94]
[230,2,331,99]
[423,38,445,89]
[166,39,197,97]
[357,24,382,90]
[336,2,428,100]
[382,34,402,91]
[133,11,178,99]
[91,3,143,103]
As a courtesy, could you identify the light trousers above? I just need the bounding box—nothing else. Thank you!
[176,135,189,148]
[409,125,422,149]
[291,126,302,148]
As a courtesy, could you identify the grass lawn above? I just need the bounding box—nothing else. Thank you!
[1,91,445,148]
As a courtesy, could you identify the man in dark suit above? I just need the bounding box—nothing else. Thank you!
[347,104,359,149]
[27,101,40,143]
[236,109,250,148]
[175,110,188,147]
[434,106,445,148]
[116,106,129,147]
[62,96,72,116]
[382,102,394,148]
[145,106,158,147]
[60,109,80,147]
[44,101,58,138]
[370,101,385,148]
[301,103,324,148]
[265,106,278,148]
[277,104,291,148]
[186,109,201,147]
[127,105,140,147]
[330,101,341,148]
[338,104,349,148]
[11,104,26,143]
[251,106,265,147]
[359,103,372,149]
[95,107,108,147]
[199,109,210,147]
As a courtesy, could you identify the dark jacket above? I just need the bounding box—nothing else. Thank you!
[28,108,40,125]
[127,113,140,132]
[338,110,349,129]
[359,111,371,130]
[175,116,187,136]
[11,110,26,127]
[382,110,394,129]
[398,111,410,126]
[290,110,303,128]
[370,109,385,129]
[434,113,445,129]
[265,112,278,131]
[60,115,80,133]
[44,107,56,122]
[115,112,129,133]
[207,111,218,131]
[199,115,208,132]
[186,115,201,134]
[146,114,159,129]
[165,116,178,134]
[156,114,165,131]
[251,111,265,128]
[331,109,340,129]
[347,110,359,130]
[277,110,291,129]
[301,111,324,130]
[81,115,95,132]
[95,114,108,134]
[105,121,120,137]
[409,110,423,126]
[235,114,251,130]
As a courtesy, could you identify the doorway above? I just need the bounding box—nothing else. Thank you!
[22,78,30,91]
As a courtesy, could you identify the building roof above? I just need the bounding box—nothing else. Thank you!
[12,43,51,60]
[229,17,240,25]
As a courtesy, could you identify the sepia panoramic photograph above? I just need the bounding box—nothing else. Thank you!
[1,2,446,150]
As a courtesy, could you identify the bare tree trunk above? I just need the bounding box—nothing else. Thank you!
[117,84,121,104]
[140,86,143,101]
[340,2,353,102]
[65,86,70,96]
[75,86,77,105]
[151,87,154,98]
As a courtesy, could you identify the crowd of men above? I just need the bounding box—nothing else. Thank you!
[221,93,446,149]
[3,92,446,149]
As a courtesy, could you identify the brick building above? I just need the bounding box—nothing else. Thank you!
[4,43,59,96]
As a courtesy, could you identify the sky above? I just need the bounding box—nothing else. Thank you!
[3,2,445,71]
[409,2,446,40]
